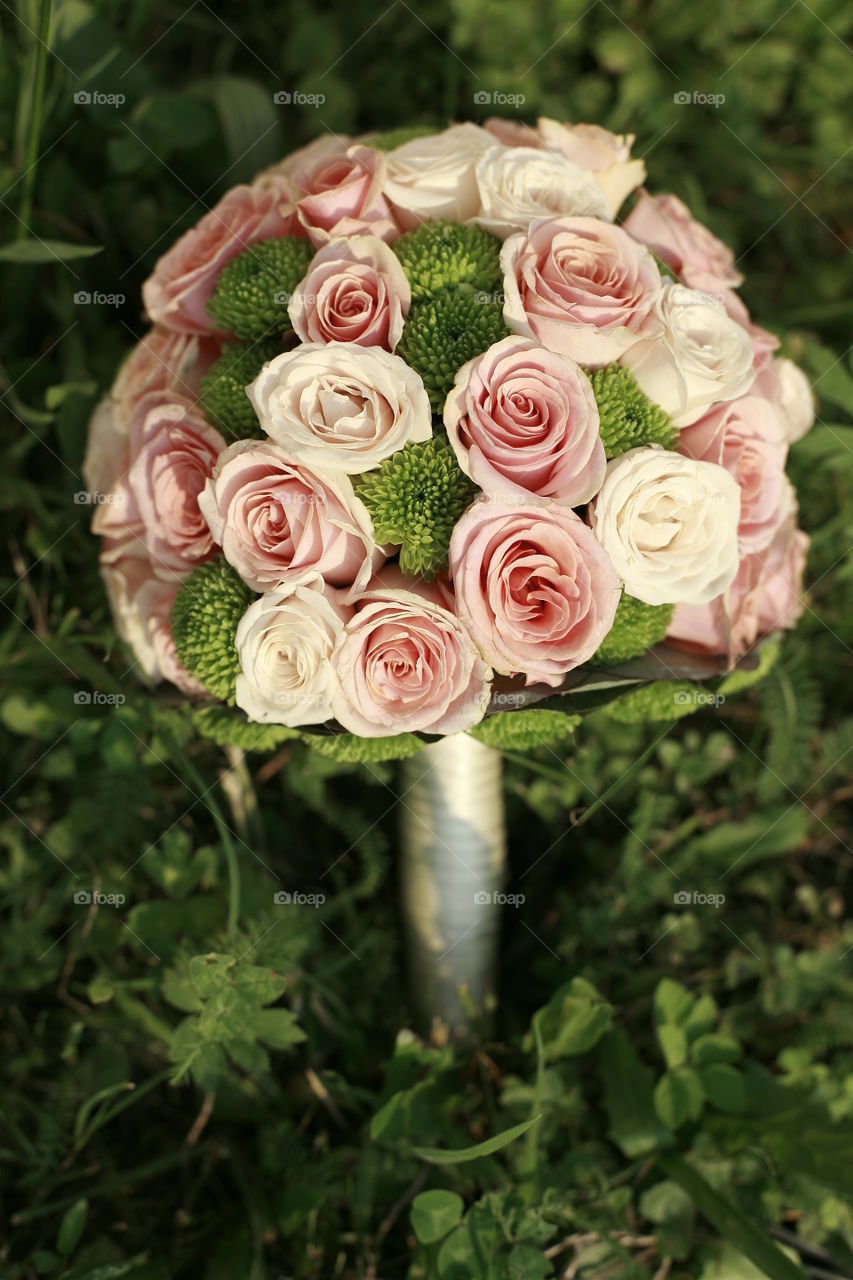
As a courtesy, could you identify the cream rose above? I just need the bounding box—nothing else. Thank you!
[536,118,645,218]
[248,341,432,474]
[199,439,382,595]
[235,577,351,726]
[330,570,492,736]
[621,282,755,428]
[473,145,610,238]
[753,356,816,444]
[287,236,411,349]
[589,446,741,606]
[383,123,494,226]
[501,216,663,366]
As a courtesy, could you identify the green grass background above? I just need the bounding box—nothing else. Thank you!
[1,1,852,1277]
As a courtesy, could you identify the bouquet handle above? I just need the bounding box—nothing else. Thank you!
[399,734,507,1041]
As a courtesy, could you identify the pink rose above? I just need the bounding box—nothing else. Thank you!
[101,542,204,694]
[444,335,605,504]
[484,118,542,148]
[198,439,382,596]
[258,134,350,184]
[128,400,225,578]
[722,289,781,366]
[449,497,621,685]
[111,328,219,429]
[330,568,492,736]
[501,216,662,366]
[84,399,141,546]
[623,192,743,294]
[668,518,808,664]
[292,145,398,246]
[288,235,411,349]
[678,395,791,554]
[142,179,298,334]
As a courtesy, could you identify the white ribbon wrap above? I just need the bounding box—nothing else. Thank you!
[400,734,506,1040]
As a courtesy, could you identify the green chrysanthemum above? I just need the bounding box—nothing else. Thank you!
[606,680,704,724]
[392,222,503,303]
[369,125,435,152]
[199,338,281,441]
[193,705,300,752]
[590,363,678,459]
[206,236,314,341]
[396,285,511,411]
[356,435,477,579]
[172,558,253,704]
[470,709,580,751]
[595,593,674,665]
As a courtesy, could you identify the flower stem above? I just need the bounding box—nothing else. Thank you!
[17,0,53,238]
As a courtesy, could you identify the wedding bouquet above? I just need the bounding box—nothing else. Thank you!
[84,118,813,752]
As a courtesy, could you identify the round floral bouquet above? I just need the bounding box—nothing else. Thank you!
[84,118,813,756]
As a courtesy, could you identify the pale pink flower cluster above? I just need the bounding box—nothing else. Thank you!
[85,119,813,733]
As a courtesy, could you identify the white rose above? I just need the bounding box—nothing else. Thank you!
[382,122,494,226]
[621,282,755,427]
[235,577,350,727]
[473,145,611,238]
[589,445,741,605]
[248,342,432,474]
[536,118,646,218]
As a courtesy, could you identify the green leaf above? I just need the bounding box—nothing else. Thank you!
[654,978,694,1027]
[683,994,718,1040]
[192,75,281,179]
[640,1180,694,1262]
[654,1068,705,1128]
[700,1063,746,1112]
[658,1023,688,1069]
[690,1033,741,1065]
[246,1008,306,1050]
[531,977,613,1061]
[0,238,103,262]
[659,1153,808,1280]
[56,1198,87,1257]
[508,1242,554,1279]
[599,1028,674,1158]
[411,1116,540,1165]
[410,1189,464,1244]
